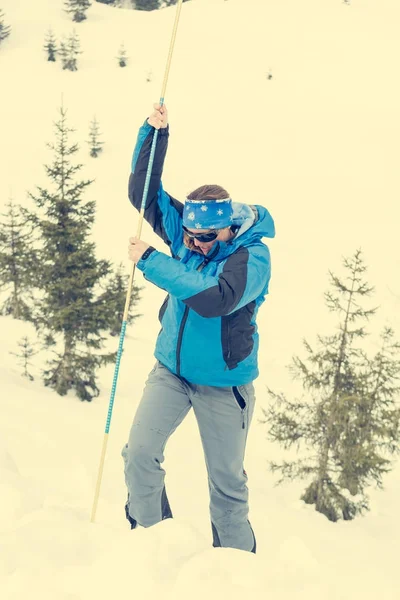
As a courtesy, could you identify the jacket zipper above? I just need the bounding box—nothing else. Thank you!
[176,306,189,376]
[176,254,212,376]
[225,320,231,370]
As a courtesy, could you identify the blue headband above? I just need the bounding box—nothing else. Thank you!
[183,198,233,230]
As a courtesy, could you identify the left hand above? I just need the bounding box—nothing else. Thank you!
[128,237,150,263]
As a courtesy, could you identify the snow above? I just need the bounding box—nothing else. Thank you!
[1,0,400,598]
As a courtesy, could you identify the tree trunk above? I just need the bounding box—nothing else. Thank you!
[55,332,74,395]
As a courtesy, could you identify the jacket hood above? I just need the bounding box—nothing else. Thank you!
[231,202,275,243]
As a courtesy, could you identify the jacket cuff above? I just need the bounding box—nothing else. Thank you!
[137,247,157,270]
[143,119,169,136]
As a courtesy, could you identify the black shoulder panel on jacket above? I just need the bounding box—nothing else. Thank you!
[183,247,249,318]
[129,127,168,212]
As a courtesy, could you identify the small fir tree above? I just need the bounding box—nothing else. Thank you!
[27,105,128,401]
[44,28,58,62]
[262,250,400,521]
[98,263,141,337]
[0,200,36,320]
[87,116,104,158]
[117,43,128,67]
[64,0,92,22]
[146,70,152,83]
[60,30,81,71]
[0,9,11,45]
[10,336,39,381]
[335,326,400,495]
[59,39,68,70]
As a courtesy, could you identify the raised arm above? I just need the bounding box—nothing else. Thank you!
[128,104,184,257]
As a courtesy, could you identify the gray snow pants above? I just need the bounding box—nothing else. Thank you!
[121,360,257,553]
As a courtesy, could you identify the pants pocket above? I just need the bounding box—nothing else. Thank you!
[232,386,246,410]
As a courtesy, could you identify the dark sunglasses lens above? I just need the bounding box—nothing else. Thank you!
[198,231,218,242]
[183,227,218,243]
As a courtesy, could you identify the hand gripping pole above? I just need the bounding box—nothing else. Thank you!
[91,0,184,524]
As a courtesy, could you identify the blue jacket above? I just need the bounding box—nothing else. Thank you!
[129,121,275,386]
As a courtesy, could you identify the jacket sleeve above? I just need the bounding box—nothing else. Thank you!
[136,244,271,317]
[128,121,184,257]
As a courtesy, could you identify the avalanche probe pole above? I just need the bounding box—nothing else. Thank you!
[91,0,184,523]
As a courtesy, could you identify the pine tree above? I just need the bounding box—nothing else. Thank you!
[117,43,128,67]
[335,326,400,495]
[10,336,39,381]
[44,28,58,62]
[64,0,92,22]
[262,250,400,521]
[98,263,141,337]
[27,106,123,402]
[59,30,81,71]
[0,9,11,45]
[87,116,104,158]
[0,200,36,320]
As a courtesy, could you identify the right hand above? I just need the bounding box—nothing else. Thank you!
[147,103,168,129]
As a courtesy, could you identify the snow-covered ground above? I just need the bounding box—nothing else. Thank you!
[1,0,400,598]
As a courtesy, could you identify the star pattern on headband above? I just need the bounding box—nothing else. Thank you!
[183,198,233,231]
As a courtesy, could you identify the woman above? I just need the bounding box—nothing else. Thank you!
[122,103,275,553]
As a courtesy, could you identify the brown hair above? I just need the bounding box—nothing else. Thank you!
[183,184,231,252]
[186,184,230,202]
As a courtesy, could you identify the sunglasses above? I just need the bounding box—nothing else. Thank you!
[182,226,220,243]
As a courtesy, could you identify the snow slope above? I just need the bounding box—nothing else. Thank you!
[1,0,400,598]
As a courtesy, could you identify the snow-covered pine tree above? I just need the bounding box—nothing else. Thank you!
[117,43,128,67]
[0,200,36,320]
[64,0,92,22]
[27,106,120,402]
[60,30,81,71]
[10,336,38,381]
[87,116,104,157]
[262,250,400,521]
[98,263,141,337]
[0,9,11,45]
[44,28,57,61]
